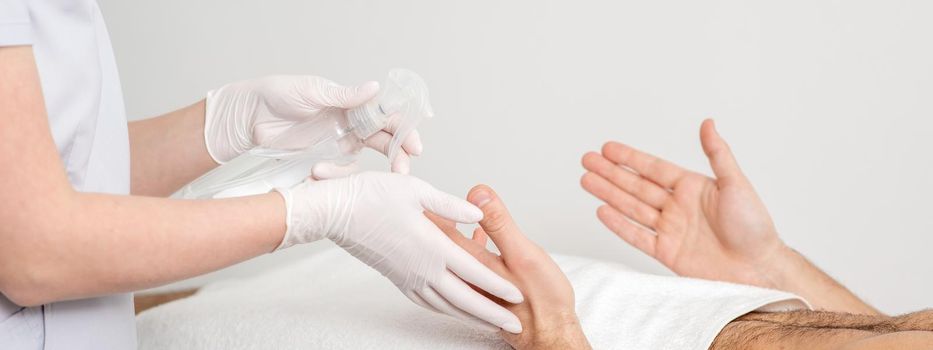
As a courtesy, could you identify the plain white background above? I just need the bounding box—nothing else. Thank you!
[98,0,932,315]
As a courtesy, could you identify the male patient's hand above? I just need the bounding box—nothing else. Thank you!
[426,185,591,350]
[580,119,789,289]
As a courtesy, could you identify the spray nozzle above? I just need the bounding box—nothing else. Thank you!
[348,68,434,163]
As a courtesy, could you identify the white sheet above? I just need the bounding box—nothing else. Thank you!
[137,245,808,349]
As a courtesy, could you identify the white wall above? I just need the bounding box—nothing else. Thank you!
[99,0,933,315]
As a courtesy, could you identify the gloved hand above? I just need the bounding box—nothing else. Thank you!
[275,172,524,333]
[203,75,422,173]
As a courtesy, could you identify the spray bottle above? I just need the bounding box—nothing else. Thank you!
[173,69,433,199]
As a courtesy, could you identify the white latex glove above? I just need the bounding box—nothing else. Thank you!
[204,75,423,173]
[275,172,524,333]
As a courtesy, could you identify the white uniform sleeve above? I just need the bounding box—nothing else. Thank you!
[0,0,31,46]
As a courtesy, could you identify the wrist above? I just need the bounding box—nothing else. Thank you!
[528,328,590,350]
[512,312,590,350]
[755,246,881,315]
[270,187,294,251]
[272,179,340,250]
[755,243,803,292]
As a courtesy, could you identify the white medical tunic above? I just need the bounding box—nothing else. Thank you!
[0,0,136,349]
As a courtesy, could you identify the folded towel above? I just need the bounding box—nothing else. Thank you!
[137,244,807,349]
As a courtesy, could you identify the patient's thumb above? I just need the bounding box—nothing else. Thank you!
[467,185,526,249]
[700,119,746,185]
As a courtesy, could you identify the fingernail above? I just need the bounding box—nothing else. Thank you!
[502,320,523,334]
[470,190,492,208]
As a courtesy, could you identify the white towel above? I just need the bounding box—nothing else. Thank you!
[137,245,808,350]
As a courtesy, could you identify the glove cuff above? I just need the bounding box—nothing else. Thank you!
[272,179,333,251]
[272,186,297,251]
[203,88,227,164]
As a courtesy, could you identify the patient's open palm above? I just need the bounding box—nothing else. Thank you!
[581,120,785,287]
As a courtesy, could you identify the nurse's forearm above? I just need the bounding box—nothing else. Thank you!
[0,46,286,307]
[128,100,217,197]
[1,191,285,306]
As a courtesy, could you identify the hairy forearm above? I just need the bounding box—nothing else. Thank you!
[129,100,217,197]
[507,312,591,350]
[763,247,880,315]
[736,310,933,332]
[518,331,591,350]
[712,310,933,350]
[1,191,284,306]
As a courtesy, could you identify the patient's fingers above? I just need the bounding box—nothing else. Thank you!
[601,142,687,189]
[434,272,522,334]
[427,213,515,303]
[424,211,459,235]
[442,236,523,304]
[472,227,488,247]
[417,287,499,332]
[421,211,521,304]
[467,185,531,259]
[427,211,497,262]
[700,119,747,187]
[581,172,660,229]
[597,205,657,256]
[582,152,670,209]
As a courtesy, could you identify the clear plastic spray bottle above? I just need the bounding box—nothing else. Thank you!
[173,69,433,199]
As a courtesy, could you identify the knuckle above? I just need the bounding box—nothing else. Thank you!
[616,190,634,206]
[510,254,546,273]
[482,208,510,233]
[634,179,651,196]
[618,171,636,189]
[640,206,658,225]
